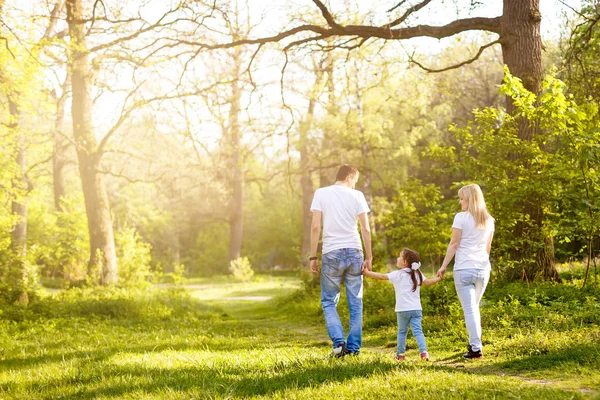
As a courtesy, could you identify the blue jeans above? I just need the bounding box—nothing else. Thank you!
[454,268,490,352]
[396,310,427,355]
[320,248,364,353]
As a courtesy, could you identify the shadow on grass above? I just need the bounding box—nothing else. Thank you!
[483,342,600,374]
[10,356,585,400]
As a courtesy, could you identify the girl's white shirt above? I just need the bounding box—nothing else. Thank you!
[387,268,425,312]
[452,211,494,271]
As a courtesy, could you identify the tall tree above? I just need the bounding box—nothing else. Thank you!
[66,0,117,284]
[189,0,558,279]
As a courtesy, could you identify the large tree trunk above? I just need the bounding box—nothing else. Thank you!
[8,98,29,305]
[500,0,560,281]
[227,47,244,263]
[66,0,117,284]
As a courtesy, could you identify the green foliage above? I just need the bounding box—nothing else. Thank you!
[564,1,600,104]
[27,193,90,280]
[190,222,230,275]
[378,180,453,263]
[116,227,152,287]
[229,256,254,282]
[428,69,600,278]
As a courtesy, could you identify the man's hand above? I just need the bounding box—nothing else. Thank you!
[310,259,320,276]
[362,258,372,273]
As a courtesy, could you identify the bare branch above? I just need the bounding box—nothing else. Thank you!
[384,0,435,29]
[311,0,343,30]
[42,0,65,39]
[181,17,501,52]
[0,36,15,58]
[410,39,501,73]
[388,0,409,13]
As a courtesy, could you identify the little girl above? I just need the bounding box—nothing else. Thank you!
[363,248,441,360]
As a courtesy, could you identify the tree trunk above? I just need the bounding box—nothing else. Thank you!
[8,98,29,305]
[500,0,560,281]
[227,47,244,263]
[299,66,323,265]
[66,0,117,284]
[52,72,70,212]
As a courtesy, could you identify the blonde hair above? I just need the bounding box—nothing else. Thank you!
[458,184,493,229]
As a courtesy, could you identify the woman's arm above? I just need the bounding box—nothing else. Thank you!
[437,228,462,278]
[486,231,494,255]
[363,270,389,280]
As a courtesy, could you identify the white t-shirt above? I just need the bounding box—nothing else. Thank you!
[452,212,494,271]
[310,185,370,254]
[387,269,425,312]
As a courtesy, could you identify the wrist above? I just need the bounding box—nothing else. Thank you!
[309,256,318,261]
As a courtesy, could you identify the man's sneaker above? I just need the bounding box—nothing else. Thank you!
[464,345,483,359]
[420,352,430,361]
[332,343,350,358]
[394,354,406,361]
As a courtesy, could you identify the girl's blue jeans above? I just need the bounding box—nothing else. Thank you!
[396,310,427,355]
[320,248,364,353]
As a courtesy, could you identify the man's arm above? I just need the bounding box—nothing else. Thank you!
[358,212,372,271]
[309,210,322,276]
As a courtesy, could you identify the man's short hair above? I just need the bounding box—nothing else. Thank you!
[336,164,359,182]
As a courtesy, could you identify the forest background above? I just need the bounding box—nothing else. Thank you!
[0,0,598,297]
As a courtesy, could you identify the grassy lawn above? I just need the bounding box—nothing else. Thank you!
[0,272,598,399]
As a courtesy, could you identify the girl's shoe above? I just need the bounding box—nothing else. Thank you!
[394,354,406,361]
[420,352,430,361]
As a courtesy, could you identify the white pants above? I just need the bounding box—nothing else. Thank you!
[454,268,490,352]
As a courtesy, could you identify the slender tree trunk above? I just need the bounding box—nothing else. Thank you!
[299,65,323,265]
[227,47,244,263]
[318,54,337,188]
[8,98,29,305]
[66,0,117,284]
[52,72,70,211]
[500,0,560,281]
[354,73,375,234]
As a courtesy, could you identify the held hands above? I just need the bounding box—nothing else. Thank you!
[437,265,447,279]
[361,258,373,273]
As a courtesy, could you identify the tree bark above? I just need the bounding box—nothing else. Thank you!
[227,46,244,263]
[8,98,29,305]
[66,0,117,284]
[500,0,560,281]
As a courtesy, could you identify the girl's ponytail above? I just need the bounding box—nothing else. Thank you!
[402,248,423,292]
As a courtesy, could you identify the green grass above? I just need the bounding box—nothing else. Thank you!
[0,273,598,399]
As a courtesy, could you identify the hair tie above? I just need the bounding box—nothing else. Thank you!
[411,262,421,271]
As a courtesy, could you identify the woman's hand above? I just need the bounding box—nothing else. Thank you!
[437,265,447,279]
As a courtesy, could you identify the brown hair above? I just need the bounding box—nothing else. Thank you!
[336,164,359,182]
[401,248,423,292]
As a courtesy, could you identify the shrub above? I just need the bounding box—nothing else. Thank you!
[229,257,254,282]
[116,227,152,287]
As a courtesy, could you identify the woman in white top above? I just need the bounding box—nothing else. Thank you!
[437,184,494,359]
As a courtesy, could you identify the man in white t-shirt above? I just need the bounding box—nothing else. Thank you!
[309,164,372,357]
